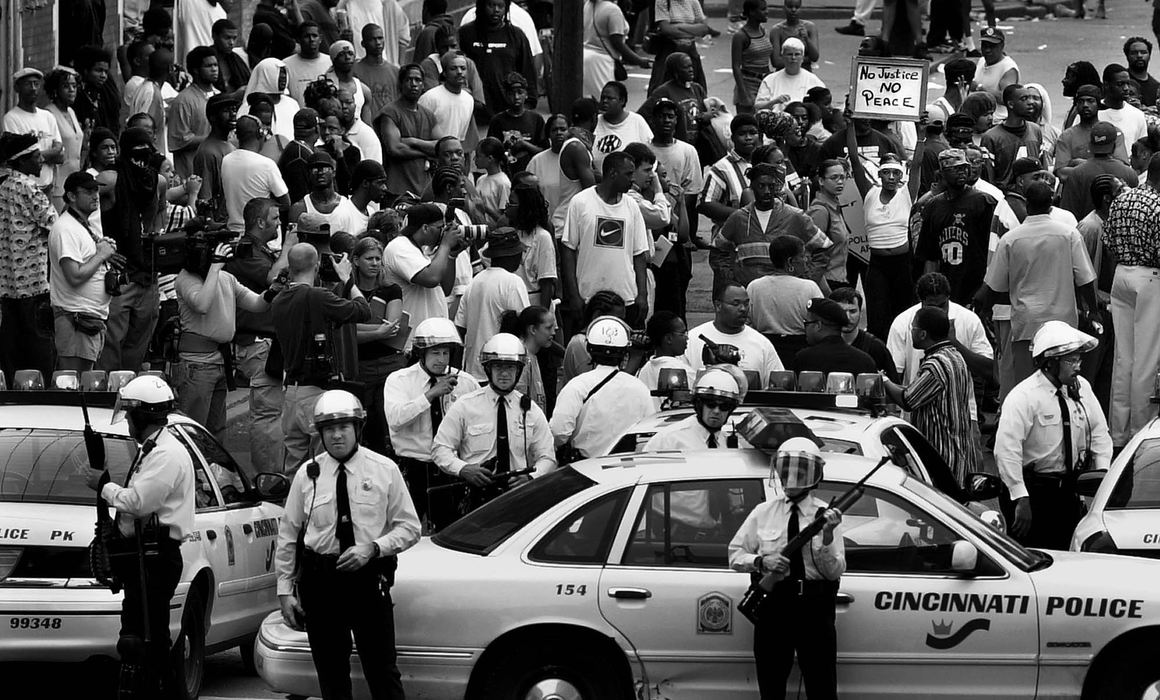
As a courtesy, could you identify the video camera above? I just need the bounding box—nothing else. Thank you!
[145,200,237,276]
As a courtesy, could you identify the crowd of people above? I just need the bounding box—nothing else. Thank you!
[8,0,1160,697]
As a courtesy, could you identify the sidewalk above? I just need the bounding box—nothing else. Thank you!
[700,0,1050,21]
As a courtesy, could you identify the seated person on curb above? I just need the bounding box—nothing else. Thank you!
[793,297,877,376]
[552,316,655,461]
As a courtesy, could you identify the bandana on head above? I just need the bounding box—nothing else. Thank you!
[756,109,799,143]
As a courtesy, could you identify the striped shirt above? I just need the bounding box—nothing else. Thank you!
[700,150,751,231]
[901,341,979,485]
[1102,183,1160,268]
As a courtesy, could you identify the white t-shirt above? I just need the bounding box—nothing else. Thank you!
[175,0,227,63]
[460,2,543,57]
[592,112,654,172]
[755,69,826,108]
[303,194,367,235]
[418,85,475,141]
[637,355,696,409]
[1100,104,1149,150]
[683,321,785,387]
[221,149,289,232]
[651,139,704,195]
[527,149,562,221]
[886,302,993,415]
[516,225,558,306]
[453,267,530,379]
[2,106,62,188]
[383,235,450,350]
[282,53,334,107]
[561,187,650,304]
[344,118,382,162]
[49,212,110,317]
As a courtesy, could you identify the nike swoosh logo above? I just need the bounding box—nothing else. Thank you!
[926,618,991,649]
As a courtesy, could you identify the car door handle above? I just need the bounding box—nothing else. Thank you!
[205,529,217,541]
[608,587,652,600]
[835,592,855,606]
[242,524,253,535]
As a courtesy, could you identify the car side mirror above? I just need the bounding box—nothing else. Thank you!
[964,471,1002,501]
[978,509,1006,534]
[951,540,978,574]
[254,472,291,502]
[1074,469,1107,498]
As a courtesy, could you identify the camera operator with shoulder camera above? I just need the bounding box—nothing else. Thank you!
[85,376,195,698]
[175,224,271,443]
[272,241,372,472]
[274,390,420,700]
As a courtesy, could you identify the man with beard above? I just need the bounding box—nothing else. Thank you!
[289,151,364,235]
[1055,85,1130,176]
[377,64,437,201]
[684,283,785,384]
[193,93,239,220]
[979,84,1044,188]
[1125,37,1159,108]
[915,149,998,305]
[96,127,168,372]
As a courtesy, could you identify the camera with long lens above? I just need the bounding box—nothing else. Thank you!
[446,198,488,242]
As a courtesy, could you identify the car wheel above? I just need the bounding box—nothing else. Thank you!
[1092,642,1160,699]
[239,635,258,676]
[171,586,206,700]
[480,643,628,700]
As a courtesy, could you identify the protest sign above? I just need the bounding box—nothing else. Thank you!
[849,57,929,122]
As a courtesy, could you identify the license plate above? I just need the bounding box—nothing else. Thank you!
[8,616,63,630]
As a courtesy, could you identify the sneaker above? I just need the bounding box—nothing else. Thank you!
[834,21,865,36]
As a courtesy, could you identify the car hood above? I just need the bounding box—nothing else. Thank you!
[1032,548,1160,604]
[0,502,98,549]
[1101,510,1160,555]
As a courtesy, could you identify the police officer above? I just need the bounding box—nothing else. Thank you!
[728,437,844,700]
[644,366,748,450]
[994,321,1112,549]
[433,333,556,501]
[85,375,194,698]
[551,316,655,460]
[274,390,421,700]
[382,317,480,531]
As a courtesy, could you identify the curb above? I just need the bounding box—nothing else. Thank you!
[700,1,1050,22]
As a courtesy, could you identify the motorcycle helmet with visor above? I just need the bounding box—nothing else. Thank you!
[312,390,367,430]
[772,436,826,498]
[111,375,175,424]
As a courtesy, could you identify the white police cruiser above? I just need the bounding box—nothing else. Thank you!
[255,413,1160,699]
[1071,416,1160,558]
[0,375,289,699]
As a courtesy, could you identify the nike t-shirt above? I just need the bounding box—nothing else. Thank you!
[561,187,650,304]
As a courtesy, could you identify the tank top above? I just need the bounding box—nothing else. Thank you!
[551,137,590,236]
[975,56,1019,119]
[304,194,366,236]
[740,28,774,77]
[863,186,911,250]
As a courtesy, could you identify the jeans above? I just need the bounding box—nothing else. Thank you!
[97,280,159,372]
[865,250,914,339]
[282,384,325,473]
[236,339,285,477]
[1110,265,1160,445]
[0,294,55,385]
[176,358,227,441]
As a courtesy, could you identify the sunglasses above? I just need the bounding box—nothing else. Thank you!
[701,399,738,411]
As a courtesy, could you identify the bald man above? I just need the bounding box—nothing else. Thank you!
[270,241,372,472]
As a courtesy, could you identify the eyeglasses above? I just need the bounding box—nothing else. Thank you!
[700,399,738,411]
[1058,355,1084,367]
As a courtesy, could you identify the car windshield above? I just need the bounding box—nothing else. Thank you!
[1108,438,1160,509]
[0,428,136,505]
[433,468,596,555]
[901,476,1043,571]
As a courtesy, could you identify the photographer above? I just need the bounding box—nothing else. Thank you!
[382,203,466,351]
[174,227,270,442]
[226,197,293,475]
[272,242,372,472]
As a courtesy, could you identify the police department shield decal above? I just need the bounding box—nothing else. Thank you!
[697,592,733,635]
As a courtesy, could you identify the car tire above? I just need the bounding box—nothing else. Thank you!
[479,642,629,700]
[171,586,206,700]
[1091,641,1160,699]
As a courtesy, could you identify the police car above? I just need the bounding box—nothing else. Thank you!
[610,383,1002,522]
[1071,415,1160,558]
[255,421,1160,699]
[0,375,289,699]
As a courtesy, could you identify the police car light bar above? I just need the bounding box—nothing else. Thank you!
[0,390,119,408]
[652,369,886,413]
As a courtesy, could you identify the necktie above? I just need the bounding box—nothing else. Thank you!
[1056,388,1074,473]
[788,504,806,580]
[707,431,718,448]
[495,397,511,473]
[428,377,444,435]
[335,462,355,552]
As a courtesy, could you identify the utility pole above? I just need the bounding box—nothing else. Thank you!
[550,0,583,114]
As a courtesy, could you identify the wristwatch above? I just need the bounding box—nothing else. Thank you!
[371,542,381,558]
[754,555,764,573]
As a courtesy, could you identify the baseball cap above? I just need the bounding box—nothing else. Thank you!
[64,170,100,192]
[806,298,849,328]
[350,160,387,190]
[307,151,336,168]
[205,92,240,117]
[980,27,1005,44]
[652,96,680,114]
[1090,121,1118,154]
[12,67,44,83]
[296,212,329,235]
[1011,157,1042,179]
[292,108,320,130]
[938,148,969,168]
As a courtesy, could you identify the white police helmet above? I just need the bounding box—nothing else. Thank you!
[694,365,748,403]
[586,315,632,349]
[312,390,366,430]
[111,375,175,424]
[412,317,462,350]
[774,436,826,495]
[479,332,527,369]
[1031,320,1098,361]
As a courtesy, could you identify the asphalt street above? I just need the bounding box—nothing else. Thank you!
[13,3,1152,697]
